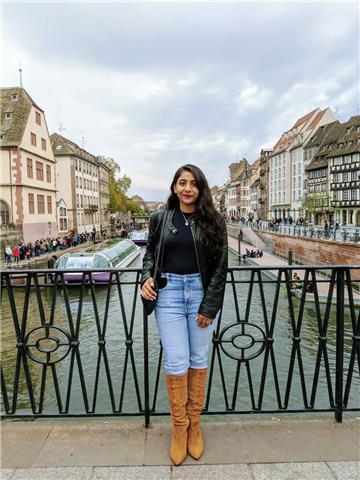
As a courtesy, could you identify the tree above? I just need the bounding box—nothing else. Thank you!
[97,156,133,213]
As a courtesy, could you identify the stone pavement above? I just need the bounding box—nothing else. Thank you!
[1,416,359,479]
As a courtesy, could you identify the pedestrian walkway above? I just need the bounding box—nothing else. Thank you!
[227,233,360,306]
[1,416,359,479]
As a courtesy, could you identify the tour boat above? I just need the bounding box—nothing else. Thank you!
[127,230,149,246]
[53,238,140,282]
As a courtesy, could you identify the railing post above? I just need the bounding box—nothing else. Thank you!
[288,250,293,265]
[143,308,150,427]
[238,231,242,265]
[335,268,345,423]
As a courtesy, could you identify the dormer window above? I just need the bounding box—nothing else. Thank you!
[56,144,62,150]
[35,111,41,125]
[5,112,12,120]
[346,127,351,134]
[11,94,18,101]
[0,134,5,140]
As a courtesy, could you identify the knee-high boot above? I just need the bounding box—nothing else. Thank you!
[186,368,207,459]
[165,372,190,466]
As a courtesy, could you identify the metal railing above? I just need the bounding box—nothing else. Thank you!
[239,222,360,243]
[1,266,359,426]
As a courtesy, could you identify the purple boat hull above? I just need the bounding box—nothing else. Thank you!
[54,272,112,283]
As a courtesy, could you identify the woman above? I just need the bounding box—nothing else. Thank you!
[141,164,228,465]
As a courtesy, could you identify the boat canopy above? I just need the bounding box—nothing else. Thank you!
[55,239,137,269]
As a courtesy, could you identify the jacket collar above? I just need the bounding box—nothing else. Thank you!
[166,208,196,230]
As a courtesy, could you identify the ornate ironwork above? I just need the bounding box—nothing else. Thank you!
[24,324,72,365]
[218,322,266,361]
[1,265,359,426]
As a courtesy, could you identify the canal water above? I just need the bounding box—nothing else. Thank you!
[1,249,358,416]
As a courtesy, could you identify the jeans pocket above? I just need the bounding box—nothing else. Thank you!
[158,274,170,291]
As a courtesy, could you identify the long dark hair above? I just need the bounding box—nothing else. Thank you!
[166,164,224,260]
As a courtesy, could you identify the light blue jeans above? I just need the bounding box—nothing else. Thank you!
[155,272,217,376]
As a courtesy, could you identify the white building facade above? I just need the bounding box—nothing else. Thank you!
[51,133,100,234]
[269,107,336,220]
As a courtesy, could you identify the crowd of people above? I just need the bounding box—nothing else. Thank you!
[228,215,342,231]
[3,231,92,265]
[242,248,263,260]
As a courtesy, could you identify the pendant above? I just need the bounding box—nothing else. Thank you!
[185,221,189,226]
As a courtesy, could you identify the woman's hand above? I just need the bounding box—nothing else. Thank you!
[141,277,157,301]
[196,313,214,328]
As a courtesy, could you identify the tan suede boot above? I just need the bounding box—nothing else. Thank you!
[186,368,207,459]
[165,372,190,466]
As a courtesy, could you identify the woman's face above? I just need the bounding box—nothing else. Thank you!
[173,170,199,211]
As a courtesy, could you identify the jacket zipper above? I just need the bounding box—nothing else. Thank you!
[190,222,204,288]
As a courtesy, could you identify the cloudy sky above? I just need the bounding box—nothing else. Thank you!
[2,1,359,200]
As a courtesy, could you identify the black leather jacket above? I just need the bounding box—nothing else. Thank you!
[141,209,228,319]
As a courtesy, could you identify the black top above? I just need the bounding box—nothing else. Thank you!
[161,209,199,275]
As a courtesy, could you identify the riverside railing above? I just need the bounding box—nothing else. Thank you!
[1,266,359,426]
[240,222,360,243]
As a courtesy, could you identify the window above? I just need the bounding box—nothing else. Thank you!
[76,194,79,208]
[351,189,358,200]
[28,193,35,214]
[41,138,46,151]
[80,177,82,188]
[343,172,349,182]
[36,161,44,181]
[46,165,51,183]
[47,196,52,213]
[11,94,18,101]
[35,111,41,125]
[31,133,37,146]
[76,176,78,188]
[333,173,340,182]
[351,171,358,181]
[5,112,12,119]
[343,190,349,200]
[60,218,68,230]
[37,195,45,213]
[27,158,33,178]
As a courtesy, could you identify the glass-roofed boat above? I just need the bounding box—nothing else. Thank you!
[54,238,140,282]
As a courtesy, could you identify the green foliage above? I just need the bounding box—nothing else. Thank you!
[125,199,143,214]
[97,156,139,214]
